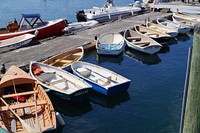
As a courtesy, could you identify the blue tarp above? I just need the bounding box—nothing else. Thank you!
[21,13,41,18]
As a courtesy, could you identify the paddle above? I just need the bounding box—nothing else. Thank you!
[34,88,40,132]
[0,97,35,133]
[85,67,118,84]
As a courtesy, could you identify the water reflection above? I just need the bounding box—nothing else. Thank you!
[88,90,130,108]
[176,34,190,42]
[48,92,92,117]
[158,45,170,53]
[96,52,124,64]
[125,47,161,65]
[167,38,178,45]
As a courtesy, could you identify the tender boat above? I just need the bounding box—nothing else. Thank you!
[30,61,92,100]
[0,13,67,40]
[124,29,162,54]
[146,22,178,38]
[172,15,196,29]
[63,20,98,33]
[96,33,125,55]
[0,65,56,132]
[76,1,141,23]
[0,33,36,53]
[173,12,200,22]
[157,18,191,34]
[134,25,170,42]
[42,46,84,71]
[71,61,131,96]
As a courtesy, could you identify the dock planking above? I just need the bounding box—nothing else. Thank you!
[0,12,171,70]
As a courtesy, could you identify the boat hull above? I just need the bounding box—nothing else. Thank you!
[52,88,90,101]
[96,33,125,55]
[30,61,92,101]
[0,18,67,40]
[0,34,35,53]
[71,61,131,96]
[85,6,141,23]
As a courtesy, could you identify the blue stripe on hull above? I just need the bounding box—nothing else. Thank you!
[86,80,131,96]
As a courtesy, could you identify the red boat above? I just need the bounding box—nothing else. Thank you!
[0,13,67,40]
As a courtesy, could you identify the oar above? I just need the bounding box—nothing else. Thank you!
[85,67,118,84]
[34,88,40,133]
[0,97,35,133]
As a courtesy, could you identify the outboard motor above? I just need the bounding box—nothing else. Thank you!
[76,10,87,22]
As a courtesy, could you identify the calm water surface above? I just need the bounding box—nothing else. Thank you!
[0,1,193,133]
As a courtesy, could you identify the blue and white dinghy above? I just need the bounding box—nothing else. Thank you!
[30,61,92,100]
[71,61,131,96]
[96,33,125,55]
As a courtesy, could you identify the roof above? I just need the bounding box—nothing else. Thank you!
[22,13,41,19]
[0,65,35,89]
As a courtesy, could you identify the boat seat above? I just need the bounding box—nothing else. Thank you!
[59,59,72,63]
[146,33,159,36]
[50,79,65,85]
[77,68,91,77]
[0,100,47,111]
[127,37,141,41]
[133,41,150,45]
[2,90,38,99]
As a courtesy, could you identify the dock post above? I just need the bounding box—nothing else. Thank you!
[181,23,200,133]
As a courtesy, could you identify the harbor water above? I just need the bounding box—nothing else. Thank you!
[0,0,193,133]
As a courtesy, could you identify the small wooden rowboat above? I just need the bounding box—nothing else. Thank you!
[30,61,92,100]
[43,46,84,71]
[71,61,131,96]
[146,22,178,38]
[124,29,162,54]
[157,18,191,34]
[0,65,56,132]
[0,33,36,53]
[134,25,170,42]
[96,33,125,55]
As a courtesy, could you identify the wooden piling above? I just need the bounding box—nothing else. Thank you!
[181,23,200,133]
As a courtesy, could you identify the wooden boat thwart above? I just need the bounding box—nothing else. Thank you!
[71,61,131,96]
[43,46,84,71]
[0,33,36,53]
[30,61,92,100]
[96,33,125,55]
[124,29,162,54]
[146,22,178,38]
[157,18,191,34]
[0,65,56,132]
[134,25,170,42]
[0,13,67,40]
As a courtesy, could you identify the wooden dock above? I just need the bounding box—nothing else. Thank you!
[0,12,171,70]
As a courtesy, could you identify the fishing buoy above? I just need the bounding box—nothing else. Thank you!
[56,112,65,126]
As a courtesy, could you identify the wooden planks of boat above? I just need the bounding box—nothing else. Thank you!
[42,46,84,71]
[0,65,56,132]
